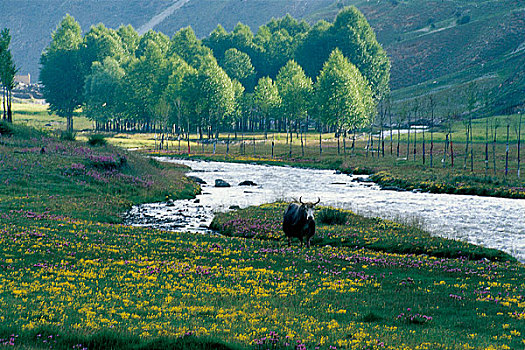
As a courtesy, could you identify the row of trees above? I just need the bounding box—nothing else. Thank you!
[0,28,18,123]
[39,6,389,136]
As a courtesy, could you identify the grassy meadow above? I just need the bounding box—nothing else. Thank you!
[1,110,524,349]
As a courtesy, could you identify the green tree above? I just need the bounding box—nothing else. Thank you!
[275,60,312,154]
[315,49,374,132]
[253,76,281,134]
[329,6,390,99]
[136,30,170,57]
[164,55,196,134]
[121,41,168,131]
[82,24,125,69]
[0,28,18,123]
[296,6,390,99]
[84,57,125,128]
[117,25,139,58]
[40,14,84,132]
[199,55,236,138]
[169,27,211,69]
[221,48,255,91]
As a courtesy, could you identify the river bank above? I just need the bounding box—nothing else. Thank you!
[149,151,525,199]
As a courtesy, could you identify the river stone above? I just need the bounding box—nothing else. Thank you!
[239,180,257,186]
[381,185,406,192]
[215,179,231,187]
[188,175,206,184]
[229,205,241,210]
[166,199,175,206]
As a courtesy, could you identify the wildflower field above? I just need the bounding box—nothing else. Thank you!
[1,123,524,349]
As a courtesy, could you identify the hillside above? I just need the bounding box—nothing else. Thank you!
[2,0,524,114]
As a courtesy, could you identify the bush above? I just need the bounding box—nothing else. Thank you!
[317,208,349,225]
[457,15,470,25]
[60,131,76,141]
[87,154,127,170]
[0,121,14,136]
[87,134,107,146]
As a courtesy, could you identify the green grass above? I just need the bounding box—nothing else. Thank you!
[0,125,524,349]
[210,203,515,262]
[0,123,198,222]
[11,103,93,131]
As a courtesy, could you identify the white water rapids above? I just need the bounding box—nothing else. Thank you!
[124,158,525,262]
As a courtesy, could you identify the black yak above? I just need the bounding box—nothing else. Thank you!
[283,197,320,247]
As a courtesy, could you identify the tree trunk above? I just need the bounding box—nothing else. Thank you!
[493,124,497,175]
[518,114,522,178]
[450,134,454,168]
[485,118,489,176]
[67,114,74,133]
[7,90,13,123]
[505,123,510,177]
[422,126,426,164]
[319,127,322,157]
[406,120,410,159]
[464,123,469,170]
[470,117,474,172]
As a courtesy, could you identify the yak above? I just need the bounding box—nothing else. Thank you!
[283,197,320,247]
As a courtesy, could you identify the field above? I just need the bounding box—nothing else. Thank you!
[1,115,524,349]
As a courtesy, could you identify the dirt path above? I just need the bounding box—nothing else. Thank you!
[137,0,191,35]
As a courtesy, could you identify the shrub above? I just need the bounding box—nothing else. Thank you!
[87,154,127,170]
[457,15,470,25]
[87,134,107,146]
[0,122,14,136]
[317,208,348,225]
[60,131,76,141]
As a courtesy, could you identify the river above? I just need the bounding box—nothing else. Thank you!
[124,158,525,262]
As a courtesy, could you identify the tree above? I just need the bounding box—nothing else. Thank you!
[40,15,84,132]
[199,55,236,138]
[330,6,390,100]
[253,76,281,136]
[314,49,374,150]
[276,60,312,156]
[220,48,256,91]
[295,6,390,100]
[169,27,211,69]
[164,55,196,136]
[82,24,125,69]
[117,25,139,58]
[121,41,168,131]
[0,28,17,123]
[84,57,125,129]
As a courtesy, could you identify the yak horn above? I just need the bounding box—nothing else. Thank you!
[299,196,304,204]
[314,197,321,205]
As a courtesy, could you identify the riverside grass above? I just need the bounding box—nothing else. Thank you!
[1,125,524,350]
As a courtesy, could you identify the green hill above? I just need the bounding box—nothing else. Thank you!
[3,0,523,114]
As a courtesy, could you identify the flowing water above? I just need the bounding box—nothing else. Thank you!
[124,158,525,262]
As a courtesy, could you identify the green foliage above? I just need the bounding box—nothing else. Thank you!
[316,207,349,225]
[0,121,14,135]
[87,134,107,146]
[275,60,312,123]
[220,48,255,91]
[59,130,76,141]
[314,49,374,129]
[40,15,84,132]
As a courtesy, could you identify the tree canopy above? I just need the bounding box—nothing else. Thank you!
[39,7,387,135]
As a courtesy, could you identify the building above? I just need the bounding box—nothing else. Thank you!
[14,74,31,85]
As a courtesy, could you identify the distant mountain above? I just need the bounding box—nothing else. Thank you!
[3,0,524,114]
